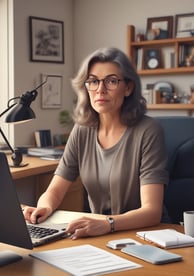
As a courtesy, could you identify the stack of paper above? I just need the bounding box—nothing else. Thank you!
[30,244,142,275]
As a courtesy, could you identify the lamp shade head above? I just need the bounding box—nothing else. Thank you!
[5,89,38,123]
[5,104,36,123]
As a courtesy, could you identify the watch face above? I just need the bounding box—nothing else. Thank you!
[147,58,159,69]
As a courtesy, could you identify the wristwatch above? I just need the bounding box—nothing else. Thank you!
[107,217,115,232]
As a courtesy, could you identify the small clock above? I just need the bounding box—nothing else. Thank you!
[145,49,161,69]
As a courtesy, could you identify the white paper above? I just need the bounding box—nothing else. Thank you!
[30,244,141,275]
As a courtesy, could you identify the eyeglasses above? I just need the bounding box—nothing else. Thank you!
[84,77,126,91]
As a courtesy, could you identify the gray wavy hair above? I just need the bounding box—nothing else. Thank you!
[71,47,146,127]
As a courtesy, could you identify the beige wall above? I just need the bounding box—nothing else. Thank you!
[13,0,74,146]
[10,0,194,146]
[74,0,194,116]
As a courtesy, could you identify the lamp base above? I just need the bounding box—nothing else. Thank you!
[9,163,28,168]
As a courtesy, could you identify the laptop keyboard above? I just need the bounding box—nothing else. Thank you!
[27,224,59,239]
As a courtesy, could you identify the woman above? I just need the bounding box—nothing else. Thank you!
[24,47,169,239]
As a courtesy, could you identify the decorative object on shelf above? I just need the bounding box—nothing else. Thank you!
[178,45,194,67]
[41,74,62,109]
[153,81,174,103]
[136,32,145,41]
[175,13,194,38]
[142,82,176,104]
[144,48,162,69]
[29,16,64,63]
[185,47,194,67]
[146,16,173,40]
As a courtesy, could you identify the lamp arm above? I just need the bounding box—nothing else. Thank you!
[0,103,17,118]
[0,127,14,153]
[0,101,23,167]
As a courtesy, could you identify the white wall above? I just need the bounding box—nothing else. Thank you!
[11,0,194,146]
[13,0,74,146]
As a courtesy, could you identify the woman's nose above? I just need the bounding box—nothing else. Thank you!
[96,80,107,93]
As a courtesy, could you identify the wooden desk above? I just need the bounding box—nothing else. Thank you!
[9,155,59,180]
[8,155,84,211]
[0,211,193,275]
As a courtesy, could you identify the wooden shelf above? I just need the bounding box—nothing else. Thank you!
[127,25,194,76]
[138,66,194,76]
[147,104,194,110]
[131,36,194,47]
[127,25,194,114]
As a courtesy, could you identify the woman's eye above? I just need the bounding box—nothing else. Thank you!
[91,79,98,84]
[88,79,98,85]
[107,78,117,85]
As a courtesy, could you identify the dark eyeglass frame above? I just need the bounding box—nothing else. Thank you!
[84,77,128,91]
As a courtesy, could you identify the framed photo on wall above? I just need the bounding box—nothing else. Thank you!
[146,16,173,39]
[29,16,64,63]
[175,13,194,37]
[41,75,62,109]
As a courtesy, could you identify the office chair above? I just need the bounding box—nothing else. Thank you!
[156,116,194,224]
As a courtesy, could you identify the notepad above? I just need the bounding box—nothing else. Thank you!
[136,229,194,249]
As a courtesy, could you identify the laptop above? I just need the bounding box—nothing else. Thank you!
[0,152,68,250]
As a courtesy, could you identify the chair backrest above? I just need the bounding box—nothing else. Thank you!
[155,116,194,224]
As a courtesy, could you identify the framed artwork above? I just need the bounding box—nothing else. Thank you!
[41,75,62,109]
[146,16,173,39]
[175,13,194,37]
[29,16,64,63]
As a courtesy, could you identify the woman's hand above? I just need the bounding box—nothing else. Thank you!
[23,206,52,224]
[65,216,111,239]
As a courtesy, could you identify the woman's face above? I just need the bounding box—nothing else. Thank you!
[86,62,133,117]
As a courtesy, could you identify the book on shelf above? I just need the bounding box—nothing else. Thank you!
[136,48,144,70]
[34,129,52,147]
[27,147,64,158]
[178,44,194,67]
[136,229,194,249]
[163,47,175,69]
[142,89,153,104]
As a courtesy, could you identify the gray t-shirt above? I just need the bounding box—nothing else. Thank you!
[55,115,169,216]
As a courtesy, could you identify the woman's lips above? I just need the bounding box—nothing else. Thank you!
[94,98,108,103]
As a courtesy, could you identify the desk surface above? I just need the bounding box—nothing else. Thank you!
[0,211,193,275]
[8,155,59,180]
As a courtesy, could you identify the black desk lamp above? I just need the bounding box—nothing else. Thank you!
[0,77,49,167]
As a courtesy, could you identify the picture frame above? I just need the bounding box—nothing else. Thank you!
[29,16,64,63]
[146,16,173,39]
[41,75,62,109]
[175,13,194,38]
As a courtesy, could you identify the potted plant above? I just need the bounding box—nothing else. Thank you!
[56,110,73,145]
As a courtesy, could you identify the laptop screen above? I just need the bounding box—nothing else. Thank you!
[0,152,33,249]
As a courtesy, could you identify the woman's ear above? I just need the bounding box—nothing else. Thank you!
[125,81,134,97]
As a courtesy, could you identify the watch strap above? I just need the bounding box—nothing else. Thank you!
[107,217,115,233]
